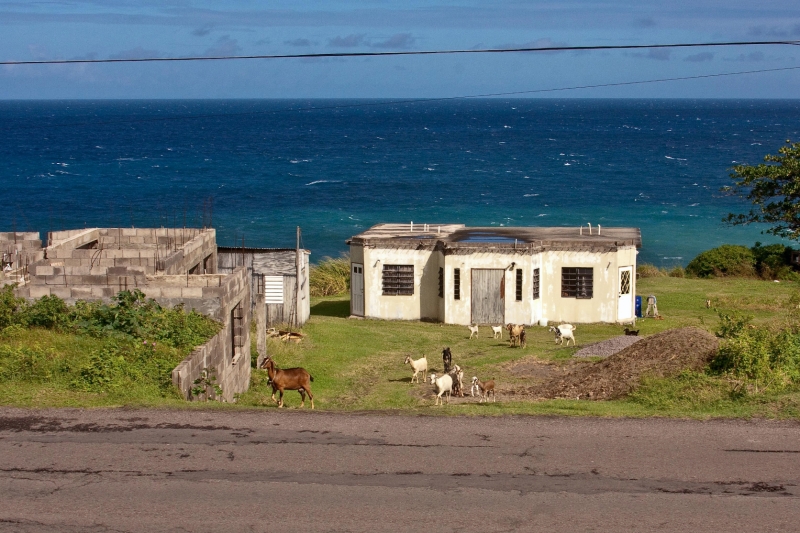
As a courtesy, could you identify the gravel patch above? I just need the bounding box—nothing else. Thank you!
[573,335,642,358]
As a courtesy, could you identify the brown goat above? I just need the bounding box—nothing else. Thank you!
[260,356,314,409]
[506,324,525,347]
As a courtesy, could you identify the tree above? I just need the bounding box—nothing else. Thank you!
[723,140,800,241]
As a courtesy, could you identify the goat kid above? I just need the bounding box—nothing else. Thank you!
[468,325,479,339]
[404,355,428,383]
[429,373,453,405]
[260,356,314,409]
[491,325,503,339]
[442,347,453,373]
[471,376,496,403]
[449,364,464,397]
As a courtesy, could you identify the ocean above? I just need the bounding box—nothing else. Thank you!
[2,99,799,265]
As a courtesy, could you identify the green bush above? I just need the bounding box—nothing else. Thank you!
[751,242,799,281]
[637,264,666,278]
[0,285,25,329]
[310,256,351,297]
[685,245,756,278]
[711,327,800,392]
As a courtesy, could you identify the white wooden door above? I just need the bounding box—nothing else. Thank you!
[351,263,364,316]
[617,266,633,321]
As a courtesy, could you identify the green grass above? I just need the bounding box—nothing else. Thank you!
[4,276,800,418]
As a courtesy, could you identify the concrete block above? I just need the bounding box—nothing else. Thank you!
[35,265,54,277]
[70,287,93,299]
[122,228,137,237]
[160,287,183,298]
[141,287,161,298]
[49,287,71,299]
[90,286,108,298]
[181,287,203,298]
[29,286,51,298]
[14,287,30,298]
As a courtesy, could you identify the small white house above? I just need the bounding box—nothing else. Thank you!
[347,223,641,325]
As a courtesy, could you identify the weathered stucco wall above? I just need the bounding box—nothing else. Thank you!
[360,246,439,321]
[353,243,638,325]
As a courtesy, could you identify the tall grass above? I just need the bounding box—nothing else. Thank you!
[309,256,350,297]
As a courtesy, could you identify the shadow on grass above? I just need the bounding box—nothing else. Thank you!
[311,298,350,318]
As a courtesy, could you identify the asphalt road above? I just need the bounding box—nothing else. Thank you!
[1,407,799,532]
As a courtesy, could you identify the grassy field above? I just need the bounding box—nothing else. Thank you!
[235,276,800,418]
[3,276,800,417]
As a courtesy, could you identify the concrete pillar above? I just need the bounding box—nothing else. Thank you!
[256,293,267,368]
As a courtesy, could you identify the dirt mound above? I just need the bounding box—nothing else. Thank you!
[532,327,719,400]
[573,335,642,358]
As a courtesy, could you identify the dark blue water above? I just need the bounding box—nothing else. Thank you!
[2,99,798,265]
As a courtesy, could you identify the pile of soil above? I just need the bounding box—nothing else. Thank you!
[573,335,642,358]
[531,327,719,400]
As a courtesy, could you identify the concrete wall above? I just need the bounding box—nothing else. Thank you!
[170,266,251,402]
[352,243,638,325]
[1,232,44,288]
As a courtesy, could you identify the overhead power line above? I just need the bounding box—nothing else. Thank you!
[3,64,799,131]
[2,40,799,66]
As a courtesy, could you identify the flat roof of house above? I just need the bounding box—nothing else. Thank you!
[347,223,641,250]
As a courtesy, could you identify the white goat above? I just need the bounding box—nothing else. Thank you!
[471,376,496,403]
[429,373,453,405]
[404,355,428,384]
[468,324,479,339]
[549,324,576,346]
[491,325,503,339]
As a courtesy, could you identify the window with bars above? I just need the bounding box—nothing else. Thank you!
[231,302,244,364]
[382,264,414,295]
[438,267,444,298]
[255,274,265,295]
[532,268,540,300]
[620,269,631,295]
[561,267,593,299]
[515,269,523,301]
[453,268,460,300]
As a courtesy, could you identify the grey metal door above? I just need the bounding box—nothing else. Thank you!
[471,269,505,325]
[350,263,364,316]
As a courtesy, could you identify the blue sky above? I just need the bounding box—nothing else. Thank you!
[1,0,799,99]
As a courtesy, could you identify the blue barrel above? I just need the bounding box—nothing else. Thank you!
[635,295,643,318]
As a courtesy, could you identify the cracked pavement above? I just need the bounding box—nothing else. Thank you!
[0,407,799,532]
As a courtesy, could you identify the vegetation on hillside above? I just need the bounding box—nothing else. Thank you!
[0,286,220,404]
[309,255,350,296]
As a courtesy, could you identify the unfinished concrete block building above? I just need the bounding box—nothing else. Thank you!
[9,227,251,402]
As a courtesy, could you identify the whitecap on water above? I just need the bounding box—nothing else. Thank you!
[306,180,342,186]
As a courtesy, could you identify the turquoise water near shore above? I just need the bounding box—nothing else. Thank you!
[1,99,798,265]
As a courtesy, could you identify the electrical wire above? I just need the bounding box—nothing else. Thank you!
[2,40,799,66]
[2,64,799,131]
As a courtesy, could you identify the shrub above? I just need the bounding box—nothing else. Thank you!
[637,264,666,278]
[668,266,685,278]
[685,245,756,278]
[711,327,800,392]
[23,295,70,330]
[309,256,351,297]
[0,285,26,329]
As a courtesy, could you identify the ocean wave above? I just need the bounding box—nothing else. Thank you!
[523,194,539,197]
[290,159,311,163]
[306,180,342,186]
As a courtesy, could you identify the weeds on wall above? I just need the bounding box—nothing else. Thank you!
[0,285,220,399]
